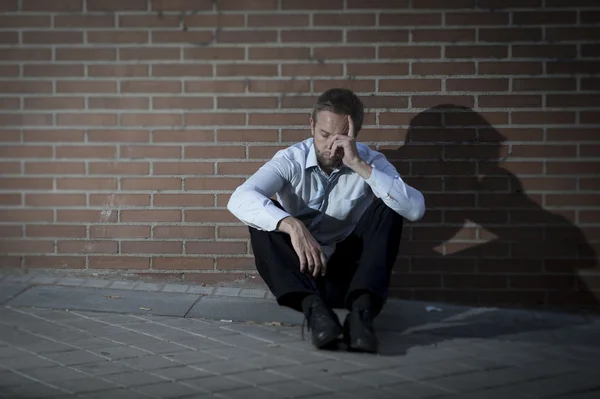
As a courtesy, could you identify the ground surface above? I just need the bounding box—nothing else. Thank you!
[1,271,600,399]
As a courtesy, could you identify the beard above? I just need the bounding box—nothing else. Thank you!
[315,144,343,170]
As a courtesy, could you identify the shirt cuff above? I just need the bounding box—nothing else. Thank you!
[262,202,291,231]
[365,166,395,197]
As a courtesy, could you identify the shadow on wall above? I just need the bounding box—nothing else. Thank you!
[380,105,598,309]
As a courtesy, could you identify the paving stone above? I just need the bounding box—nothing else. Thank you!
[162,284,189,293]
[50,377,119,394]
[30,276,60,285]
[213,288,241,297]
[202,346,267,361]
[0,346,29,359]
[88,346,149,360]
[218,386,288,399]
[227,370,293,385]
[383,381,455,398]
[210,333,274,347]
[239,289,267,299]
[261,380,331,397]
[2,274,34,283]
[108,281,137,290]
[116,355,179,371]
[80,279,111,289]
[0,355,58,370]
[133,282,163,292]
[71,361,135,376]
[200,359,262,375]
[0,282,29,304]
[1,382,68,398]
[507,371,600,398]
[133,381,204,398]
[43,350,106,366]
[22,366,88,382]
[184,375,254,393]
[340,370,407,387]
[79,388,154,399]
[56,278,85,287]
[244,355,299,369]
[161,350,223,365]
[274,360,370,379]
[101,371,169,387]
[0,370,38,386]
[17,341,75,355]
[130,340,191,355]
[187,286,214,295]
[68,337,116,350]
[90,314,146,325]
[150,365,214,381]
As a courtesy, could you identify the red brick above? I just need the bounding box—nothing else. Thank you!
[153,97,213,110]
[0,130,22,142]
[248,14,309,27]
[246,145,288,159]
[0,32,19,44]
[185,210,238,223]
[120,144,180,159]
[0,194,21,206]
[478,0,541,7]
[0,226,22,238]
[89,256,150,269]
[379,46,441,59]
[119,15,180,27]
[445,11,508,25]
[217,162,262,175]
[548,61,600,75]
[151,0,212,10]
[184,177,245,190]
[27,225,86,238]
[582,78,600,91]
[88,64,149,77]
[119,48,180,61]
[547,94,600,108]
[0,0,17,11]
[152,30,213,44]
[25,97,84,110]
[281,0,341,8]
[91,226,150,239]
[88,31,148,44]
[183,14,245,27]
[512,111,575,125]
[447,78,508,92]
[216,258,255,270]
[57,113,117,127]
[185,81,245,93]
[0,98,19,110]
[514,11,576,25]
[186,241,246,255]
[0,48,51,61]
[582,112,600,124]
[247,80,310,94]
[57,240,117,254]
[581,11,600,23]
[483,161,543,175]
[412,62,474,75]
[56,145,116,158]
[0,240,54,254]
[88,97,148,110]
[23,65,84,78]
[0,145,52,158]
[380,12,441,26]
[216,64,278,77]
[479,62,543,75]
[89,194,150,206]
[55,15,114,27]
[24,162,85,175]
[347,30,408,43]
[88,129,150,143]
[57,80,117,93]
[153,129,213,143]
[120,113,182,127]
[217,30,277,44]
[56,48,116,61]
[346,62,409,76]
[152,64,213,77]
[218,227,250,239]
[513,78,576,92]
[446,45,508,59]
[121,210,181,222]
[153,161,213,176]
[0,178,52,190]
[121,177,181,190]
[0,210,53,222]
[511,145,576,158]
[184,145,245,159]
[547,27,600,41]
[185,113,245,126]
[57,178,117,190]
[281,63,343,77]
[546,194,600,207]
[0,66,18,78]
[513,45,577,59]
[414,29,475,42]
[0,161,19,173]
[413,95,474,108]
[121,80,181,93]
[481,27,543,42]
[153,257,213,270]
[122,241,182,254]
[215,129,276,142]
[0,113,53,126]
[23,31,82,44]
[89,162,149,175]
[316,13,376,26]
[581,146,600,158]
[347,0,409,7]
[248,113,308,126]
[248,47,311,60]
[520,177,577,191]
[217,97,277,110]
[23,0,82,11]
[154,226,214,239]
[412,162,476,176]
[24,256,85,269]
[88,0,147,10]
[547,162,600,176]
[154,194,213,207]
[0,81,52,93]
[310,46,374,60]
[56,210,117,223]
[480,95,542,108]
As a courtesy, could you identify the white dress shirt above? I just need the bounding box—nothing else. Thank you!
[227,138,426,261]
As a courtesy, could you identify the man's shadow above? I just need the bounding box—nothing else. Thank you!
[372,105,598,355]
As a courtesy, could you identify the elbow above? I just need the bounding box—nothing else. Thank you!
[406,193,426,222]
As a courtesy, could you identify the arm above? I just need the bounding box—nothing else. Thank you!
[227,155,294,232]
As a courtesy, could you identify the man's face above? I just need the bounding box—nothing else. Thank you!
[310,110,350,171]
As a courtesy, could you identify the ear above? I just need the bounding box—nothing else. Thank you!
[309,117,315,137]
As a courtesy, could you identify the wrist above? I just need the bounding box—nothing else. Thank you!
[349,158,372,180]
[277,216,302,236]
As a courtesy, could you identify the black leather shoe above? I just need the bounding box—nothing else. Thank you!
[344,296,378,353]
[302,295,343,349]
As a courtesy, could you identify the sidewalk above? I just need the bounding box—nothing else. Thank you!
[1,271,600,399]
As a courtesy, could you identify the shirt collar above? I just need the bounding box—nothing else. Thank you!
[305,140,319,170]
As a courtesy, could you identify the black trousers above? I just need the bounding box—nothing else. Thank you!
[249,198,404,317]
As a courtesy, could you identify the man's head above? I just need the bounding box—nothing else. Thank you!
[309,88,364,171]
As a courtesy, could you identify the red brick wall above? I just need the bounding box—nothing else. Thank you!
[1,0,599,308]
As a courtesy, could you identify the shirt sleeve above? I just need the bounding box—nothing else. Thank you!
[226,154,295,231]
[364,152,426,222]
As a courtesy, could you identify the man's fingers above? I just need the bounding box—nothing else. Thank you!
[320,252,327,276]
[298,251,307,273]
[348,115,355,139]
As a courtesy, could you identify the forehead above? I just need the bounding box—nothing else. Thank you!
[315,110,347,132]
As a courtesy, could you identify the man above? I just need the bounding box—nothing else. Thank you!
[227,88,425,353]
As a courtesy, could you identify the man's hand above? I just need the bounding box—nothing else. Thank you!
[277,217,327,277]
[327,115,373,179]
